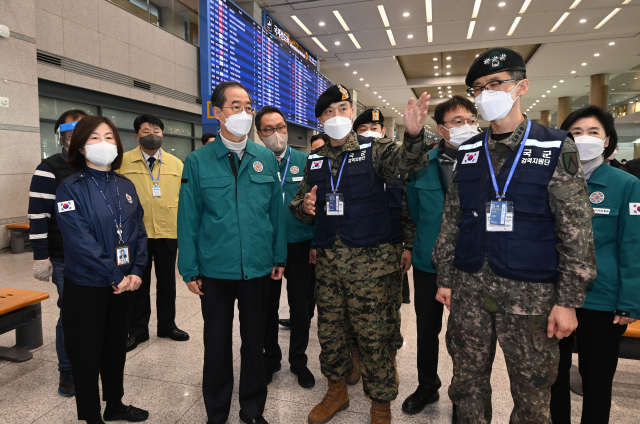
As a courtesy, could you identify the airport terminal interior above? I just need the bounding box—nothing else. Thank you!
[1,0,640,422]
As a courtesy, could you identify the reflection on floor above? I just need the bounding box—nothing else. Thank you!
[1,250,639,423]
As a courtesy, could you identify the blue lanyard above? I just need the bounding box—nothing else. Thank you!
[484,120,532,199]
[280,146,291,205]
[327,153,350,193]
[91,175,124,244]
[143,148,162,186]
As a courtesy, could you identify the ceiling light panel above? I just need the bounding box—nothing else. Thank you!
[311,37,328,52]
[569,0,581,9]
[467,21,476,39]
[386,29,396,46]
[333,10,350,31]
[427,25,433,43]
[348,33,361,49]
[550,12,570,32]
[291,16,312,35]
[594,8,621,29]
[507,16,521,36]
[426,0,433,23]
[519,0,532,14]
[377,5,390,27]
[472,0,482,19]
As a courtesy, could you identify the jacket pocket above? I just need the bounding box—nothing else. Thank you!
[201,176,235,198]
[454,168,483,210]
[348,199,389,239]
[515,170,550,215]
[506,218,557,271]
[348,163,370,199]
[592,206,618,245]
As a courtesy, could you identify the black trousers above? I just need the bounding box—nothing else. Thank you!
[550,308,628,424]
[413,268,444,392]
[61,278,134,420]
[201,275,270,423]
[264,239,315,371]
[129,238,178,336]
[402,272,410,300]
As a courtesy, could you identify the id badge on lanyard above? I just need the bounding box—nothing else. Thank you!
[146,149,162,197]
[152,184,161,197]
[325,154,349,216]
[91,176,130,266]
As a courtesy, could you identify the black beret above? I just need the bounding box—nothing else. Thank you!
[465,47,526,87]
[353,108,385,132]
[315,84,352,118]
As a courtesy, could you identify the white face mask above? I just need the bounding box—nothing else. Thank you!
[575,135,606,162]
[220,110,253,138]
[443,124,478,148]
[322,116,353,140]
[360,131,383,139]
[607,148,618,161]
[262,131,288,153]
[83,141,118,167]
[475,80,522,122]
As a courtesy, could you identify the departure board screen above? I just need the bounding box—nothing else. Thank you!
[200,0,333,132]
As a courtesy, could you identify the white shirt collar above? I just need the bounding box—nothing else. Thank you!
[277,148,287,159]
[140,148,161,162]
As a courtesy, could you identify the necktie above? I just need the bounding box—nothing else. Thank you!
[148,157,156,171]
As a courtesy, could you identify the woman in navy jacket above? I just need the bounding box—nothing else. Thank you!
[56,116,148,424]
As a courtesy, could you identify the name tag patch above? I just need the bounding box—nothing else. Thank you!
[57,200,75,213]
[630,203,640,215]
[521,148,551,166]
[348,151,366,163]
[292,176,303,182]
[310,160,323,170]
[462,152,479,164]
[593,208,610,215]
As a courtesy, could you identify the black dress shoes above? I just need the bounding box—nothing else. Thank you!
[278,319,291,328]
[291,365,315,388]
[157,327,189,341]
[103,404,149,422]
[401,388,440,415]
[265,363,281,385]
[239,411,268,424]
[126,333,149,352]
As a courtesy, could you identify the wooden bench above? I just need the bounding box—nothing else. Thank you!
[0,288,49,362]
[6,221,30,254]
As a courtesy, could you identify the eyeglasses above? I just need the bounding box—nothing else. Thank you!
[467,79,521,97]
[259,125,287,137]
[222,105,256,115]
[442,116,478,127]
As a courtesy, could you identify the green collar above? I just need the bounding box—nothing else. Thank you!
[587,162,610,187]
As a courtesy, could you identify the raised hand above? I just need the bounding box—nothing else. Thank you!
[304,185,318,215]
[404,91,431,136]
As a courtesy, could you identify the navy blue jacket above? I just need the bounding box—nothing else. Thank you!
[55,167,148,287]
[454,123,566,283]
[386,177,404,245]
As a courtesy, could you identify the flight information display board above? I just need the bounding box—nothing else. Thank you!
[199,0,333,132]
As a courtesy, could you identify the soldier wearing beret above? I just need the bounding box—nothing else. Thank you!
[432,47,596,423]
[289,85,431,424]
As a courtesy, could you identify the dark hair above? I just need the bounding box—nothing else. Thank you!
[507,70,527,81]
[622,159,627,163]
[54,109,88,133]
[434,95,478,125]
[201,133,215,145]
[560,105,618,158]
[211,81,252,109]
[310,133,329,145]
[255,106,286,131]
[133,113,164,134]
[68,117,124,171]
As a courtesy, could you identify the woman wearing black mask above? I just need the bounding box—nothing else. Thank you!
[56,116,149,424]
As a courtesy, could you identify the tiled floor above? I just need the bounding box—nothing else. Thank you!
[1,250,639,423]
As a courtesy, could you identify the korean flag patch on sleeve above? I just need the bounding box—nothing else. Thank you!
[310,160,324,170]
[57,200,75,213]
[630,203,640,215]
[462,152,479,164]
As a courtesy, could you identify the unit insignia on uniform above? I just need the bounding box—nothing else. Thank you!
[126,193,133,203]
[372,109,380,121]
[462,152,479,164]
[253,161,263,172]
[562,151,579,175]
[484,52,508,69]
[590,192,604,204]
[338,85,349,100]
[290,166,300,174]
[310,160,323,170]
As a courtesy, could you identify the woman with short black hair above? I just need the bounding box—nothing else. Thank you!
[57,116,149,424]
[550,106,640,424]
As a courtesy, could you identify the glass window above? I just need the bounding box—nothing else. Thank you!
[118,130,140,154]
[194,124,202,138]
[163,135,192,161]
[151,0,198,44]
[39,121,60,159]
[103,108,141,131]
[39,97,98,121]
[163,118,192,137]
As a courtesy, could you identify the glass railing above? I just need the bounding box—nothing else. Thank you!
[107,0,199,46]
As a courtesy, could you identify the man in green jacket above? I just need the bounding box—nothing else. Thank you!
[404,95,479,415]
[177,81,287,424]
[255,105,317,389]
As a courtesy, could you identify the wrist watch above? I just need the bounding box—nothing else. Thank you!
[189,275,202,282]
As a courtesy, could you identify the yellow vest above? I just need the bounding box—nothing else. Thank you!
[116,148,184,239]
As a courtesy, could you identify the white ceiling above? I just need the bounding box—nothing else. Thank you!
[259,0,640,136]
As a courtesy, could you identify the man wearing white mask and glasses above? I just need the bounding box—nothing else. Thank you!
[289,84,431,424]
[255,105,317,390]
[403,95,478,415]
[432,47,596,423]
[178,81,287,424]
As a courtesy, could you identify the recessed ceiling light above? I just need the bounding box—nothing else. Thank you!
[560,80,564,82]
[612,89,615,91]
[291,15,313,35]
[438,86,442,89]
[377,5,390,27]
[499,2,506,6]
[467,20,476,39]
[440,95,443,98]
[542,95,546,97]
[579,19,586,23]
[365,84,369,87]
[547,90,551,93]
[571,70,576,74]
[353,71,357,74]
[311,37,328,52]
[439,91,442,94]
[553,85,557,88]
[319,22,325,26]
[435,73,439,76]
[489,27,496,31]
[446,56,451,60]
[359,78,363,81]
[382,99,385,102]
[408,34,414,38]
[472,0,482,19]
[449,95,452,97]
[345,63,349,66]
[378,96,382,98]
[446,65,451,68]
[403,12,410,17]
[507,16,521,36]
[448,90,452,93]
[374,91,377,94]
[550,12,570,33]
[434,66,438,69]
[609,41,615,45]
[595,8,621,30]
[433,58,438,61]
[386,29,396,46]
[582,63,587,66]
[447,86,451,88]
[446,72,451,75]
[594,53,600,57]
[536,100,540,102]
[333,10,350,31]
[335,41,341,45]
[348,33,361,49]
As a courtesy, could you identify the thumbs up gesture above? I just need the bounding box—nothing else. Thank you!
[304,185,318,215]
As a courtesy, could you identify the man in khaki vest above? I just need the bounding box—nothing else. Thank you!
[117,114,189,351]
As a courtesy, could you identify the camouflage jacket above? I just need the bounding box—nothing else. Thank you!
[432,118,596,314]
[290,131,429,280]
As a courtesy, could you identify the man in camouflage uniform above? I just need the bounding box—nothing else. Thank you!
[433,47,596,424]
[289,85,431,424]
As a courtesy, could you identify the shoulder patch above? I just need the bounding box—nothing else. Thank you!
[562,151,579,175]
[377,137,392,144]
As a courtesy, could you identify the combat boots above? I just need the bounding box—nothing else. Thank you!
[308,379,349,424]
[346,346,361,385]
[370,400,391,424]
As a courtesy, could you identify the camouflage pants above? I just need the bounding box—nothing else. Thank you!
[446,283,560,424]
[316,273,399,402]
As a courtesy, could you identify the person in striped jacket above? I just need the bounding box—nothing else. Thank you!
[28,109,87,397]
